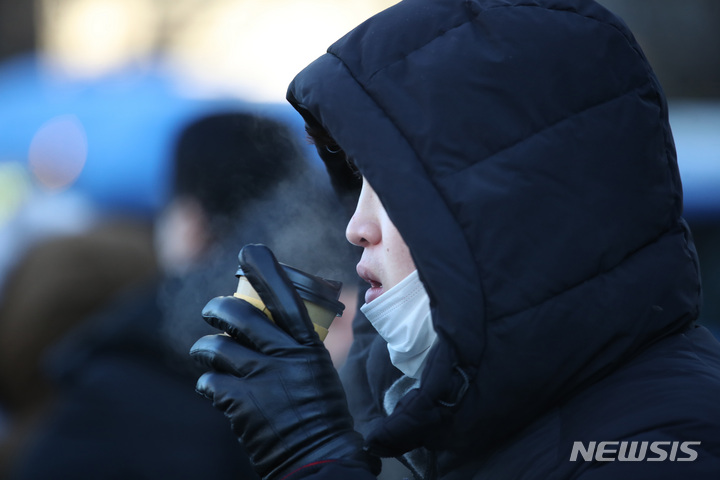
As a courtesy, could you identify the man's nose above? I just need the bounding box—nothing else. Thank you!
[346,212,381,247]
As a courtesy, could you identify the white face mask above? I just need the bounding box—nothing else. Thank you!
[360,270,438,379]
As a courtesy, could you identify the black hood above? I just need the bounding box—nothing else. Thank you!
[287,0,701,459]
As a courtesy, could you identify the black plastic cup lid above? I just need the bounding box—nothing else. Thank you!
[236,264,345,316]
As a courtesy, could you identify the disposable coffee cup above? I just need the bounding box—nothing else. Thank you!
[233,264,344,341]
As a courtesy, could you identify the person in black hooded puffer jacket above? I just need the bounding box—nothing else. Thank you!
[189,0,720,479]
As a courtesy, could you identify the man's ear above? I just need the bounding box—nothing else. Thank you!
[155,196,210,274]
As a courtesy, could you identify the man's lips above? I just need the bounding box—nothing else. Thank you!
[357,264,384,304]
[364,285,384,304]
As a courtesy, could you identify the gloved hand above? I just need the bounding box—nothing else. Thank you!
[190,244,379,480]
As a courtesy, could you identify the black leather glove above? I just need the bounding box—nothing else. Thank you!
[190,244,379,480]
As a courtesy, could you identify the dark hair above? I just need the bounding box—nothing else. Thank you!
[172,112,304,222]
[304,122,362,202]
[305,121,340,152]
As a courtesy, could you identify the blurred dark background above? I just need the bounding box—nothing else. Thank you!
[597,0,720,98]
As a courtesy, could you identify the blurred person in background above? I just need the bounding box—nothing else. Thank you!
[0,192,143,475]
[3,110,355,479]
[189,0,720,479]
[0,217,158,475]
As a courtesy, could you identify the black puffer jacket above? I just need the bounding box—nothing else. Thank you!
[286,0,720,478]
